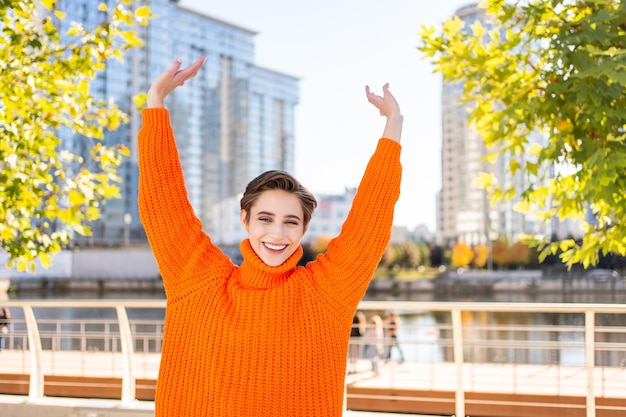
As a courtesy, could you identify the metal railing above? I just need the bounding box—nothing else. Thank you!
[0,300,624,417]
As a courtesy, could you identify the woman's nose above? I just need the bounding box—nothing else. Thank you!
[269,223,285,238]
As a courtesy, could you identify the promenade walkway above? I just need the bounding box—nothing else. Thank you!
[345,359,626,416]
[0,394,426,417]
[0,299,624,417]
[2,349,625,395]
[0,349,624,417]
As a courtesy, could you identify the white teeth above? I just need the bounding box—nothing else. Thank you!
[265,243,287,251]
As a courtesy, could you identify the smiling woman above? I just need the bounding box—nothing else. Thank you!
[137,56,403,417]
[239,171,317,266]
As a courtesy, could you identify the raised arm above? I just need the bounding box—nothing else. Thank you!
[308,84,403,308]
[139,57,231,296]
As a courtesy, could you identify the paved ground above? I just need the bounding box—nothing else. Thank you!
[1,349,625,416]
[2,348,625,397]
[0,394,435,417]
[345,359,626,398]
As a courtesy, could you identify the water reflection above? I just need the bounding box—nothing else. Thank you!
[392,312,442,363]
[7,279,626,304]
[368,290,626,304]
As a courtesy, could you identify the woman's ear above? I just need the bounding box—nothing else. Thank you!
[240,210,249,230]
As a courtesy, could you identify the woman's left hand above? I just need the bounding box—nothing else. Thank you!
[147,56,207,108]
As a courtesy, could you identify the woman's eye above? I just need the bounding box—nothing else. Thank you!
[258,217,271,223]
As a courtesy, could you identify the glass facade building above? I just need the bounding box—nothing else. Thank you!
[54,0,299,243]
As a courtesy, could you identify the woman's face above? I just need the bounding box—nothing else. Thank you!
[241,189,306,267]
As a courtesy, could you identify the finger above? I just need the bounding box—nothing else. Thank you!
[175,56,206,80]
[382,83,390,97]
[171,57,183,74]
[365,85,381,103]
[188,56,207,72]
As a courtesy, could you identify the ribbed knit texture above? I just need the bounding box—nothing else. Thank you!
[138,108,402,417]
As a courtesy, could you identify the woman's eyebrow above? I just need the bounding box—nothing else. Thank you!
[255,211,301,221]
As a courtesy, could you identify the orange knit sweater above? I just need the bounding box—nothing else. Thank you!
[138,108,402,417]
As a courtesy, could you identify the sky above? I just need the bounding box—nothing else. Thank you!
[181,0,473,232]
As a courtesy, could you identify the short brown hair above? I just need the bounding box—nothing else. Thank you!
[240,170,317,228]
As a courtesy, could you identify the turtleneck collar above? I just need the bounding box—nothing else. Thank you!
[238,239,303,289]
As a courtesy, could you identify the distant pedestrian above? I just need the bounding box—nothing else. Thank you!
[362,315,385,375]
[348,311,366,374]
[0,307,10,351]
[384,311,405,362]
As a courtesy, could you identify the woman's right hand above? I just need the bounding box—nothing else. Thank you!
[147,56,207,108]
[366,83,403,143]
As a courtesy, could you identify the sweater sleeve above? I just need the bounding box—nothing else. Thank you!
[306,138,402,310]
[138,108,232,297]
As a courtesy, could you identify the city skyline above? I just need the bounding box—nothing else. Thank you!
[181,0,473,232]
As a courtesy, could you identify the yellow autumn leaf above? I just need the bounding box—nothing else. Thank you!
[482,151,499,164]
[39,252,52,269]
[40,0,55,10]
[527,143,543,157]
[513,200,531,213]
[136,6,151,17]
[68,189,85,206]
[117,145,131,157]
[73,224,92,237]
[17,261,28,272]
[559,239,575,253]
[474,172,495,190]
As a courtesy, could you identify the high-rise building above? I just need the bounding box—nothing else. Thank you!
[437,4,554,247]
[54,0,299,244]
[438,4,494,247]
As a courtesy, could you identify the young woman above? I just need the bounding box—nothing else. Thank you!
[138,56,403,417]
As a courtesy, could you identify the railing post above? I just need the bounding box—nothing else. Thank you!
[23,306,44,401]
[451,308,465,417]
[585,310,596,417]
[116,306,136,404]
[81,322,86,351]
